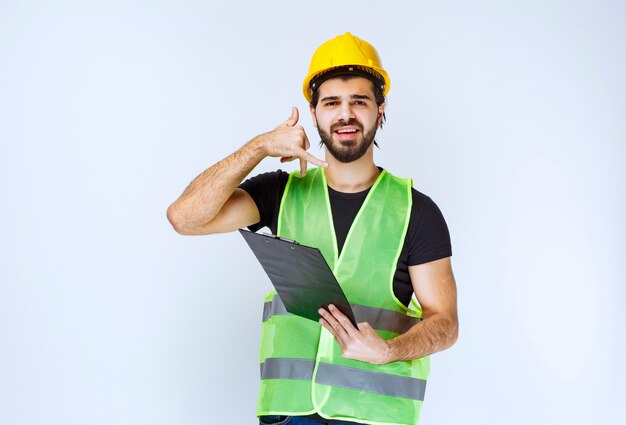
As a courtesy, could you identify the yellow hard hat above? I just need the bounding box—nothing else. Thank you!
[302,32,391,103]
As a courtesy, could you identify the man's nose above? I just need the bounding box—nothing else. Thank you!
[338,103,355,122]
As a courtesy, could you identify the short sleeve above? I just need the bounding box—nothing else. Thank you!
[407,189,452,266]
[238,170,289,233]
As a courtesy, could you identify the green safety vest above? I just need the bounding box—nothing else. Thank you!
[257,168,430,425]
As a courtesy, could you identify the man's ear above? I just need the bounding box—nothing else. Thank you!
[377,102,386,127]
[309,105,318,127]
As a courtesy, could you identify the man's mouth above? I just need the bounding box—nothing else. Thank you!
[334,126,360,140]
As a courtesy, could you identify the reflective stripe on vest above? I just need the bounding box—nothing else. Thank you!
[260,358,426,401]
[261,357,315,381]
[263,295,421,335]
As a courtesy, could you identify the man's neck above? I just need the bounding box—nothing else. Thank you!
[324,148,380,193]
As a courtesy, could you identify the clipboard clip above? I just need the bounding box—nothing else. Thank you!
[261,232,299,245]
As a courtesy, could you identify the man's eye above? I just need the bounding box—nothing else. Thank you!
[355,101,366,106]
[325,101,336,106]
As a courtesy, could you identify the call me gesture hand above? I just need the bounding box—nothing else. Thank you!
[318,304,392,365]
[265,107,327,176]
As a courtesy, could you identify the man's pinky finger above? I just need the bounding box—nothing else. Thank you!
[302,151,328,168]
[299,157,307,176]
[319,317,327,328]
[320,318,335,337]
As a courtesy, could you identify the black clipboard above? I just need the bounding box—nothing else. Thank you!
[239,229,357,327]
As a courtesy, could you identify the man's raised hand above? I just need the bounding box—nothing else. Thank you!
[265,107,327,176]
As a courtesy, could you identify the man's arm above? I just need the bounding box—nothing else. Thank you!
[318,257,458,364]
[167,107,327,235]
[385,257,458,361]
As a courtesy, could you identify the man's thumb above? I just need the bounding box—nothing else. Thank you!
[283,106,299,126]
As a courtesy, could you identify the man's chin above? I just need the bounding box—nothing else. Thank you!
[328,148,364,163]
[329,141,357,154]
[332,133,363,144]
[335,139,358,148]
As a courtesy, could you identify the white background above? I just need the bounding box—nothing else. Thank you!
[1,1,624,424]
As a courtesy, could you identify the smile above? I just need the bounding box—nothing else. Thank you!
[334,125,361,140]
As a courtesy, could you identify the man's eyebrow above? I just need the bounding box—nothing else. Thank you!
[320,94,372,102]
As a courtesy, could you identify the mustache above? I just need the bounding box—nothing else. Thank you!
[331,119,363,132]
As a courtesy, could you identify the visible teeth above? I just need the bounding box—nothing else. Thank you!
[337,129,357,133]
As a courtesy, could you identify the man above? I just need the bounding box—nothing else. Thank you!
[167,32,458,425]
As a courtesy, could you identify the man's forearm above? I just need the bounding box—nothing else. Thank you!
[319,258,458,365]
[167,107,326,235]
[385,312,458,362]
[167,134,269,234]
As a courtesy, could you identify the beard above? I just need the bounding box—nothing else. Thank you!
[318,118,378,163]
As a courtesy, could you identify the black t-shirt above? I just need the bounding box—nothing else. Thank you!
[240,169,452,307]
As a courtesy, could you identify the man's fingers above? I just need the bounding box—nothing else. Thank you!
[281,149,325,171]
[319,318,345,346]
[300,132,310,175]
[283,151,324,173]
[319,307,349,342]
[299,132,323,173]
[274,124,326,170]
[282,106,299,127]
[296,148,327,168]
[299,157,307,177]
[328,304,358,337]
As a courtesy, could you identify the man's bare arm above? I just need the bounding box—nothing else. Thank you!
[318,257,458,364]
[385,257,458,361]
[167,107,327,235]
